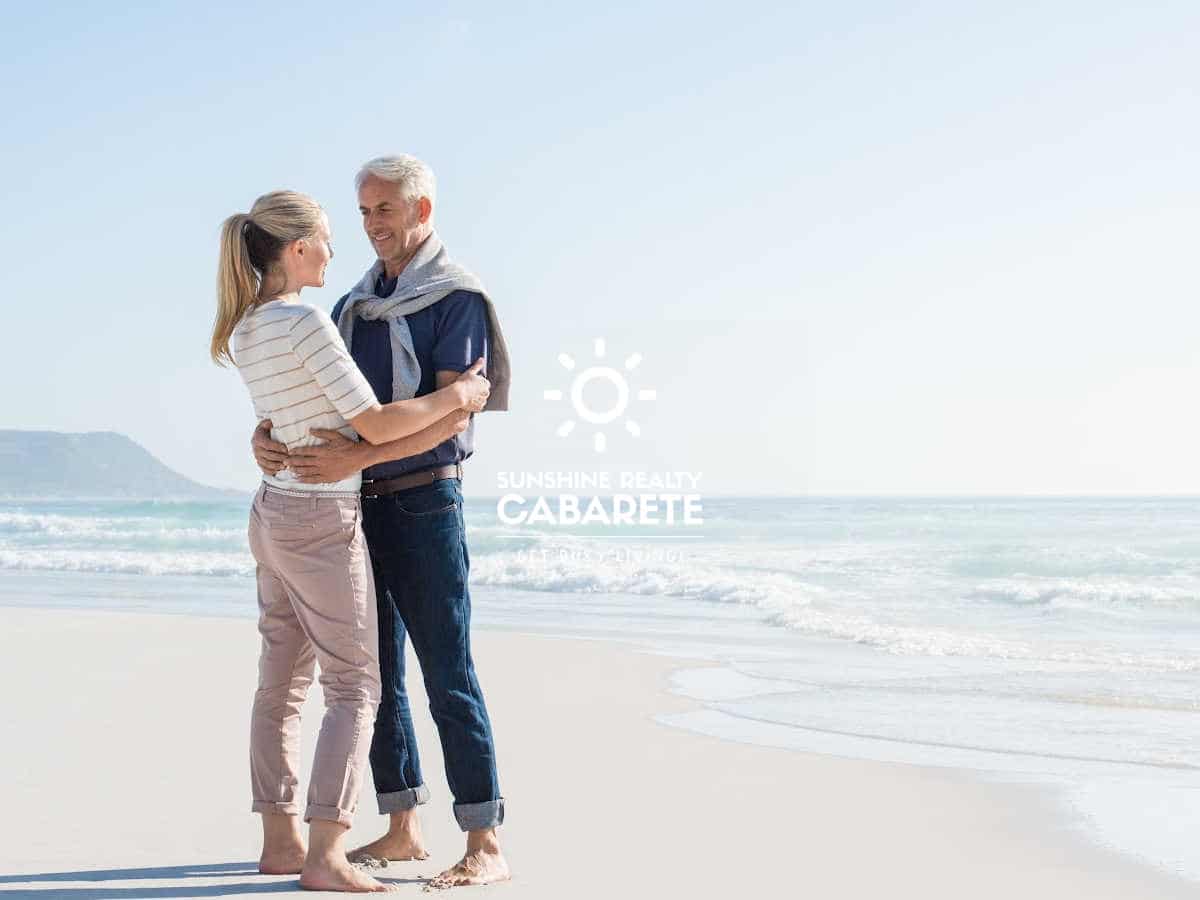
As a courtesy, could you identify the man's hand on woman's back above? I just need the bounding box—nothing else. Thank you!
[252,420,289,477]
[289,429,370,484]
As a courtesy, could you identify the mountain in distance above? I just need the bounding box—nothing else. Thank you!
[0,430,242,500]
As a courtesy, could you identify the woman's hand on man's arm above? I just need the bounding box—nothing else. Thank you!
[348,358,487,445]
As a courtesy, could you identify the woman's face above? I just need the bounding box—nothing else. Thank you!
[296,214,334,289]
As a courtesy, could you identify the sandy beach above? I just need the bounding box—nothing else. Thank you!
[0,606,1192,899]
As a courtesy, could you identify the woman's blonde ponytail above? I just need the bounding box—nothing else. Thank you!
[211,213,259,365]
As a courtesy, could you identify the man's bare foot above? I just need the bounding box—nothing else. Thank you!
[349,811,429,863]
[425,845,510,890]
[259,844,307,875]
[300,854,401,893]
[349,833,430,864]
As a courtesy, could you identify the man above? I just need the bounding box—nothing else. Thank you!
[252,154,511,889]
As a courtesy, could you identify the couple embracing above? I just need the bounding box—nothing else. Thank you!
[210,155,511,892]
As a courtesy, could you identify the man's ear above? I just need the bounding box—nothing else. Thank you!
[417,196,433,224]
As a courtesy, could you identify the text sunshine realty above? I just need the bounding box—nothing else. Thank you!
[494,471,704,526]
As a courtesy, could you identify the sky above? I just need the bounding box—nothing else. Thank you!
[1,1,1196,495]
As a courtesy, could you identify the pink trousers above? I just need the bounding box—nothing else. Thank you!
[246,484,381,826]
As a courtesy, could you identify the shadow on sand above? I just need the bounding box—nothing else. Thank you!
[0,862,425,897]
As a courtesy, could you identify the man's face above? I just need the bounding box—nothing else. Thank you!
[357,174,426,266]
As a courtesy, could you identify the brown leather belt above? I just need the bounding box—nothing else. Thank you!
[361,463,463,497]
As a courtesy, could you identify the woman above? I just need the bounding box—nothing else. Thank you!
[211,190,489,893]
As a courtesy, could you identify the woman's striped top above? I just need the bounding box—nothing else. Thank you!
[231,299,377,494]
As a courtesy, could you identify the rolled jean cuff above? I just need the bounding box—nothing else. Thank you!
[453,797,505,832]
[377,784,431,814]
[252,799,300,817]
[305,803,356,828]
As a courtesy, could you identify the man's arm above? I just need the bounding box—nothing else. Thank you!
[288,410,471,484]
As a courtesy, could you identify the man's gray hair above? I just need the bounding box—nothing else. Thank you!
[355,154,437,206]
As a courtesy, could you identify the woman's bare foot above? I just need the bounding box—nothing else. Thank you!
[349,810,429,863]
[259,812,306,875]
[301,817,402,892]
[300,854,401,893]
[425,829,509,890]
[260,845,307,875]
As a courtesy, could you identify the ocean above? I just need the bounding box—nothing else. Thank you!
[1,495,1197,882]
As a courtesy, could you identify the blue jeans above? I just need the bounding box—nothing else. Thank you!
[361,477,504,831]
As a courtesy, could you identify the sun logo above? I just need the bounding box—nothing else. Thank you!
[543,338,657,453]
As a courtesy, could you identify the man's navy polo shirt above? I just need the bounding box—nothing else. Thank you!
[331,276,489,481]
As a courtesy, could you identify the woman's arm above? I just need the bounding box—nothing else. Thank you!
[348,358,490,445]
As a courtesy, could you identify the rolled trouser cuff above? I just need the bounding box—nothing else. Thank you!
[252,800,300,817]
[377,784,431,814]
[453,797,505,832]
[305,803,355,827]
